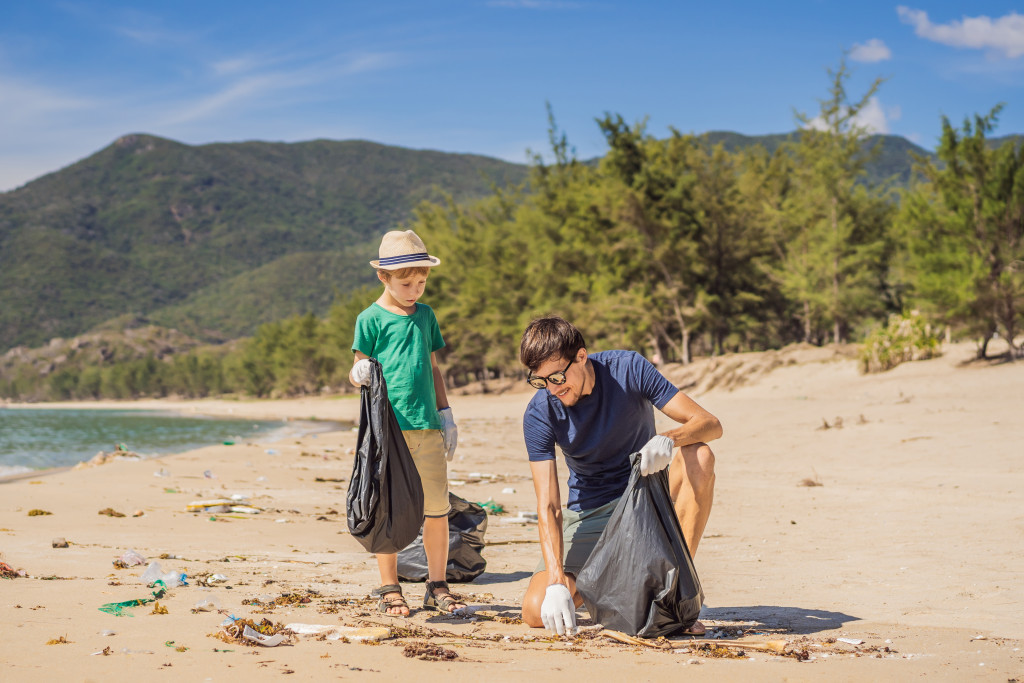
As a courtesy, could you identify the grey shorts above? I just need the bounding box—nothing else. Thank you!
[534,496,621,576]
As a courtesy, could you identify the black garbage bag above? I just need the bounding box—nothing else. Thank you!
[574,455,704,638]
[346,358,424,554]
[396,493,488,583]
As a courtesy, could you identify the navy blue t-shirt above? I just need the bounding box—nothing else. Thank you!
[523,350,679,512]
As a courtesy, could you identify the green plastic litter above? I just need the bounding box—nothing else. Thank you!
[477,500,505,515]
[99,598,153,616]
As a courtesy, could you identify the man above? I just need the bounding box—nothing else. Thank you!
[519,316,721,636]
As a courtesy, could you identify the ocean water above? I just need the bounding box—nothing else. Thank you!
[0,408,291,477]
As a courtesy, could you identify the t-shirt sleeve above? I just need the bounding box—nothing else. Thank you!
[523,400,556,462]
[427,307,445,353]
[352,311,376,357]
[629,351,678,409]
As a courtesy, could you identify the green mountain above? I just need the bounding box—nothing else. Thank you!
[700,131,937,186]
[0,134,529,350]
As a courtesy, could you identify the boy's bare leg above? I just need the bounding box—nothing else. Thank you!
[375,553,409,616]
[423,516,465,611]
[522,570,584,628]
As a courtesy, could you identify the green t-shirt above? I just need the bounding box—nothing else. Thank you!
[352,302,445,431]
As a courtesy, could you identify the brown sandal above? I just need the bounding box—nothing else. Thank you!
[373,584,409,616]
[422,580,466,613]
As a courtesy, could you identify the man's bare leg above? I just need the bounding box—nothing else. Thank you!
[667,442,715,635]
[522,570,584,628]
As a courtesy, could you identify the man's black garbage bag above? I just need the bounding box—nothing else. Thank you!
[575,456,704,638]
[346,358,424,554]
[396,493,488,583]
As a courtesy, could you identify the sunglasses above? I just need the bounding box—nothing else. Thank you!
[526,359,574,390]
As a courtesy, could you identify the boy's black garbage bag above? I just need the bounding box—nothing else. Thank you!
[575,456,703,638]
[346,358,424,554]
[396,493,488,583]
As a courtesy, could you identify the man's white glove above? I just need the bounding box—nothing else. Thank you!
[349,359,372,387]
[639,434,675,476]
[540,584,577,636]
[438,407,458,462]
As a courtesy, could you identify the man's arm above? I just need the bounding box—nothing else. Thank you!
[530,459,568,587]
[658,391,723,447]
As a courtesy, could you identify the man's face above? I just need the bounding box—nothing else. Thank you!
[533,349,587,407]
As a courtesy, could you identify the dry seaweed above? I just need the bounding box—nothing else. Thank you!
[98,507,126,517]
[27,509,52,516]
[403,641,459,661]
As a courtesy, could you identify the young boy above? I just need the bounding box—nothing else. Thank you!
[348,229,466,616]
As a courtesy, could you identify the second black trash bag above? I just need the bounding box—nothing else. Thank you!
[574,455,704,638]
[396,493,488,583]
[346,358,425,554]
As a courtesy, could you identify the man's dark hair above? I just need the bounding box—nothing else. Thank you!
[520,316,586,371]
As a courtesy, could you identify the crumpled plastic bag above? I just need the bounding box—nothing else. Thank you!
[397,493,487,582]
[575,455,704,638]
[346,358,425,554]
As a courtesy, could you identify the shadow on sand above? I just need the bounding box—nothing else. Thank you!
[701,605,860,635]
[464,570,535,586]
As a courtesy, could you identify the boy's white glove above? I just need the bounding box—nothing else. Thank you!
[541,584,577,636]
[639,434,675,476]
[349,359,372,386]
[438,407,458,461]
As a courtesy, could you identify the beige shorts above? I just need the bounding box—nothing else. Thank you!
[402,429,451,517]
[534,495,621,576]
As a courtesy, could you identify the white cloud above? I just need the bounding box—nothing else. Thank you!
[850,38,891,63]
[805,97,895,135]
[897,6,1024,59]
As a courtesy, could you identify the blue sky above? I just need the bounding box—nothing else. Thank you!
[1,1,1022,191]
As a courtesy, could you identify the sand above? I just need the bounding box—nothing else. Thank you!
[1,342,1022,681]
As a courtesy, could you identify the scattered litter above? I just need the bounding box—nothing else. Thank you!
[154,468,171,477]
[837,637,864,646]
[0,562,27,578]
[46,635,71,645]
[242,625,285,647]
[90,647,114,656]
[52,538,69,548]
[192,598,220,612]
[204,470,216,479]
[285,624,391,642]
[132,510,145,517]
[27,509,52,516]
[186,499,264,514]
[265,449,278,455]
[207,574,229,585]
[501,487,516,494]
[222,441,235,446]
[973,635,986,640]
[98,507,126,517]
[99,598,156,616]
[477,499,505,515]
[99,630,116,637]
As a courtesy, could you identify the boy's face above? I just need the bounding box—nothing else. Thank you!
[381,272,428,307]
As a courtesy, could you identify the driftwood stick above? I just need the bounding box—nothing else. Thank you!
[598,629,670,649]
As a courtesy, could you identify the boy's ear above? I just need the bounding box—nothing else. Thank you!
[376,270,389,284]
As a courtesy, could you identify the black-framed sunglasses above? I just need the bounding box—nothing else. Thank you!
[526,359,574,390]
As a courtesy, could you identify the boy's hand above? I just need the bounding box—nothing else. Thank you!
[349,359,372,386]
[438,407,458,461]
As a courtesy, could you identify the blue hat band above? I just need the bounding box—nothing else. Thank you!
[378,252,431,266]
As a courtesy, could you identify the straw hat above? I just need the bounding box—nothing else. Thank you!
[369,230,441,270]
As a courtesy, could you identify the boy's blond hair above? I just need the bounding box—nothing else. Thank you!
[378,266,431,281]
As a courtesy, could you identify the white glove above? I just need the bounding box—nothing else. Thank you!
[639,434,675,476]
[540,584,577,636]
[438,407,458,462]
[349,359,372,386]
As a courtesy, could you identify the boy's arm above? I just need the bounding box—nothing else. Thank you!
[430,352,449,410]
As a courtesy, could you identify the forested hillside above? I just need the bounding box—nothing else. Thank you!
[0,134,528,350]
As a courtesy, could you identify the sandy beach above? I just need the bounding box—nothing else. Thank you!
[2,342,1022,681]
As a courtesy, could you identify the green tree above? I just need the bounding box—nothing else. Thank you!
[898,106,1024,358]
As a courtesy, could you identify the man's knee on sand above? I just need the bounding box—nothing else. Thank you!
[670,442,716,495]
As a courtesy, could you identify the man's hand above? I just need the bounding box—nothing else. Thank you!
[349,359,372,387]
[438,407,458,461]
[540,584,577,636]
[639,434,675,476]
